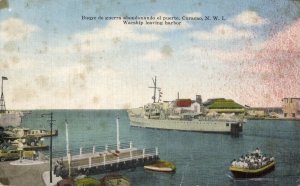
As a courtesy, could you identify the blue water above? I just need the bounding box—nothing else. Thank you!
[21,110,300,186]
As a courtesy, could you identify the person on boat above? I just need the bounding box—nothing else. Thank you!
[231,159,237,166]
[240,161,248,169]
[255,147,261,154]
[258,158,262,167]
[236,161,242,168]
[245,154,250,161]
[244,161,249,169]
[239,155,244,161]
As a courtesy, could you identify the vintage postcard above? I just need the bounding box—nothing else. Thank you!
[0,0,299,185]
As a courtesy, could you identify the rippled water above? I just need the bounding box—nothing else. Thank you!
[21,110,300,186]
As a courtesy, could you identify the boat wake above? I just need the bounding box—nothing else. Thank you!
[179,162,189,186]
[226,174,234,180]
[226,174,277,182]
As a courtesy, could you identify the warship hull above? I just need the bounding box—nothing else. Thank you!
[129,115,243,134]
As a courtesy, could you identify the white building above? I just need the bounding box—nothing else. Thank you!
[282,98,300,119]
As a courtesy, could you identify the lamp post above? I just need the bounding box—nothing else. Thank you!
[41,112,55,183]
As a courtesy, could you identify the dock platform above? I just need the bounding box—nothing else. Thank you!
[53,142,159,177]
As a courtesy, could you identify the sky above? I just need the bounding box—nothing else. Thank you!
[0,0,299,109]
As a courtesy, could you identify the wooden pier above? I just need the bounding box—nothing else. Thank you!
[53,118,159,178]
[53,142,159,177]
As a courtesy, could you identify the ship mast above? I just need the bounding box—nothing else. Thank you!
[148,76,162,103]
[0,76,8,113]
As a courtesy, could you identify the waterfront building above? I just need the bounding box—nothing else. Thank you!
[173,99,201,114]
[246,107,266,117]
[203,98,245,114]
[282,98,300,119]
[245,107,282,118]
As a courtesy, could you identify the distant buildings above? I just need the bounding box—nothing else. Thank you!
[187,97,300,120]
[203,98,245,114]
[243,97,300,120]
[246,107,266,117]
[168,96,245,116]
[172,96,201,115]
[282,98,300,119]
[245,107,282,118]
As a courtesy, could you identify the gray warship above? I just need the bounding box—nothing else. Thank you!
[128,77,245,136]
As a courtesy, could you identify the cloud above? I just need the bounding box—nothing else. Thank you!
[190,24,254,40]
[214,50,255,62]
[186,46,256,63]
[261,21,300,53]
[247,20,300,75]
[187,20,300,105]
[252,19,300,76]
[55,21,160,54]
[73,21,159,43]
[184,12,202,18]
[235,20,300,106]
[5,55,125,109]
[230,10,270,26]
[142,45,173,62]
[142,50,164,61]
[0,18,39,42]
[54,12,191,55]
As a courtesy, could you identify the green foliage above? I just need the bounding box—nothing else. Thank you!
[208,99,243,109]
[76,177,100,186]
[100,174,131,186]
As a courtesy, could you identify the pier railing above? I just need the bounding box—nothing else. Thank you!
[49,141,135,158]
[67,147,158,170]
[50,141,159,171]
[50,141,160,176]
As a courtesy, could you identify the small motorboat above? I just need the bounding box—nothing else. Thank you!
[229,148,275,178]
[144,160,176,172]
[27,129,58,137]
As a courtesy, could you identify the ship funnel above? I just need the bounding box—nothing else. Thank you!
[196,95,202,105]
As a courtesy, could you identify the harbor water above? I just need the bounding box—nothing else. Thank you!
[21,110,300,186]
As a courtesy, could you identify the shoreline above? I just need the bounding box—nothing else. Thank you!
[246,117,300,121]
